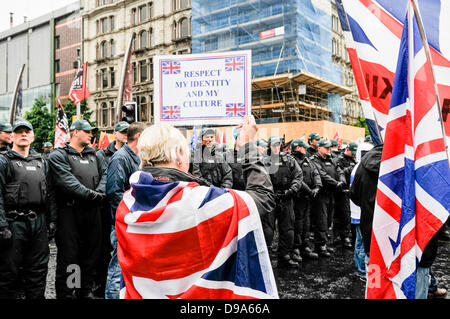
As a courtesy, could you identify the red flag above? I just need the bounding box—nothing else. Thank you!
[54,99,70,148]
[98,133,111,149]
[333,131,342,146]
[222,131,226,145]
[69,62,91,105]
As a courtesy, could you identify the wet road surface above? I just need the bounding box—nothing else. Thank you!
[45,238,450,299]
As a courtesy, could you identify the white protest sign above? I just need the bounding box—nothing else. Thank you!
[153,50,251,126]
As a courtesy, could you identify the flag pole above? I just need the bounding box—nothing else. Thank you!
[9,64,25,124]
[117,34,134,123]
[410,0,450,166]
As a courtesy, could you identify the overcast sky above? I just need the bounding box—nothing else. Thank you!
[0,0,78,33]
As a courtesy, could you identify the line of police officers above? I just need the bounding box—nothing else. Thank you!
[191,128,358,268]
[0,119,131,299]
[0,120,359,299]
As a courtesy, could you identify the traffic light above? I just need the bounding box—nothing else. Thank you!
[121,102,137,123]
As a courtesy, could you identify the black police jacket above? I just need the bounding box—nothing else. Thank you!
[48,143,107,203]
[0,149,57,228]
[333,154,357,186]
[192,143,233,188]
[97,141,118,165]
[291,151,322,196]
[263,151,303,196]
[310,152,346,194]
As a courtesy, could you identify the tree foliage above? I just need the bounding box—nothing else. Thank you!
[353,116,370,137]
[24,98,96,152]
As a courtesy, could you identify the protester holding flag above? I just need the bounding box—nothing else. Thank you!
[115,115,277,299]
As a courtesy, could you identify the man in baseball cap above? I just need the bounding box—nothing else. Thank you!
[0,122,12,151]
[70,119,97,132]
[306,132,321,157]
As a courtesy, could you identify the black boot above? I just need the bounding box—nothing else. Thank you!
[278,254,299,268]
[291,249,303,263]
[317,245,331,257]
[301,246,319,260]
[342,237,353,249]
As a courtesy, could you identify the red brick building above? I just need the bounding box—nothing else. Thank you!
[54,12,82,104]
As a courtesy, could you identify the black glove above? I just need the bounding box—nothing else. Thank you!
[47,222,56,240]
[0,227,13,249]
[284,189,294,198]
[88,190,106,202]
[336,181,346,191]
[311,188,320,198]
[276,191,286,200]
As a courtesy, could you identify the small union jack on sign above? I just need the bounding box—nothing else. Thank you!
[226,103,246,117]
[162,61,181,74]
[225,57,245,71]
[162,105,181,119]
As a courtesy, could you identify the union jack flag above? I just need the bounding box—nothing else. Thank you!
[115,171,278,299]
[367,1,450,299]
[162,105,181,119]
[225,57,245,71]
[336,0,450,147]
[162,61,181,74]
[226,103,246,117]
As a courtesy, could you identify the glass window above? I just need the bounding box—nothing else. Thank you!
[140,60,147,82]
[149,2,154,18]
[55,36,60,49]
[101,41,108,58]
[102,18,108,33]
[110,40,115,57]
[101,102,108,127]
[131,8,137,25]
[55,60,60,73]
[179,18,189,38]
[173,21,177,39]
[132,33,137,49]
[140,30,147,48]
[110,101,115,125]
[180,0,189,9]
[149,28,154,47]
[139,5,147,22]
[149,59,153,80]
[132,62,137,84]
[140,96,148,122]
[110,67,115,87]
[102,68,108,88]
[110,16,115,31]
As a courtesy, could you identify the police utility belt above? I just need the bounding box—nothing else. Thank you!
[6,209,39,221]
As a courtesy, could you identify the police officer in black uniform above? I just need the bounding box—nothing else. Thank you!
[48,120,107,299]
[310,139,346,257]
[42,142,53,160]
[0,122,12,151]
[264,136,303,267]
[0,119,57,299]
[306,132,321,158]
[192,128,233,188]
[290,139,321,260]
[332,142,358,249]
[329,139,341,159]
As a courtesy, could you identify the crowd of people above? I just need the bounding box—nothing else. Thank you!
[0,116,448,299]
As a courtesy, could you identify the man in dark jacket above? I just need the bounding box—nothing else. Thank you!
[0,120,57,299]
[264,136,303,267]
[48,119,107,299]
[192,128,233,188]
[306,132,320,158]
[0,122,12,152]
[290,138,320,259]
[97,121,129,164]
[310,139,346,257]
[104,122,146,299]
[227,129,246,191]
[42,142,53,160]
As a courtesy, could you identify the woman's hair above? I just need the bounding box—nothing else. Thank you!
[137,124,190,167]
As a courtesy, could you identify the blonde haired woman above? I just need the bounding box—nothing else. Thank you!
[115,115,277,299]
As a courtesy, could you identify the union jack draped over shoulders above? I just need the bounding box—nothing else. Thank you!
[115,170,278,299]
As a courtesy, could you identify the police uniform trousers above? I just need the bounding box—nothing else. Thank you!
[293,197,313,250]
[311,192,334,248]
[265,197,295,257]
[55,202,102,298]
[333,193,351,241]
[0,212,49,299]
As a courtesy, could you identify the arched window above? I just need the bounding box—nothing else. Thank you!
[101,41,108,58]
[132,33,137,50]
[140,30,147,48]
[179,18,189,38]
[173,20,177,39]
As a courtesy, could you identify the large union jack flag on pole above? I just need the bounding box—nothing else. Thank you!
[115,171,278,299]
[337,0,450,149]
[367,0,450,299]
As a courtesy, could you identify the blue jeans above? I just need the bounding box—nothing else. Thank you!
[353,225,366,276]
[105,227,122,299]
[415,267,430,299]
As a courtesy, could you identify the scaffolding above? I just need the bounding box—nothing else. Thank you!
[191,0,349,123]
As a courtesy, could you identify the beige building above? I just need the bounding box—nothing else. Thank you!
[82,0,191,131]
[331,1,363,126]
